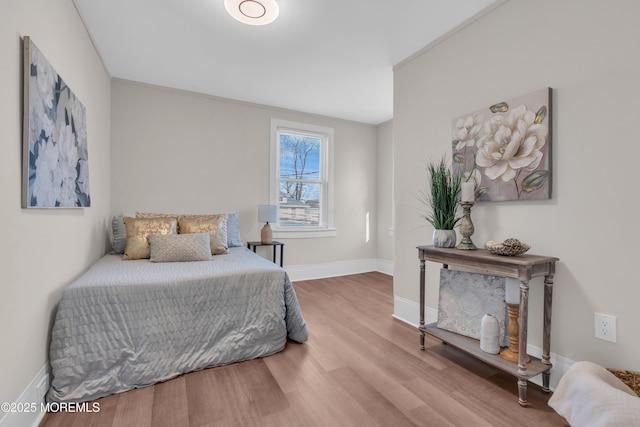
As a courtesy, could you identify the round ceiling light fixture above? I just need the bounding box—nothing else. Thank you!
[224,0,279,26]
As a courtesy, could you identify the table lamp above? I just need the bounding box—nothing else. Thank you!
[258,204,278,244]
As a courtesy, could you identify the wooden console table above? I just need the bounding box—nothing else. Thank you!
[417,245,559,405]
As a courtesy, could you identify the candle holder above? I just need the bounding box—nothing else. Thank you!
[456,201,476,250]
[500,302,531,363]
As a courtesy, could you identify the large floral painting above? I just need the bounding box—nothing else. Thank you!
[22,36,90,208]
[452,88,551,201]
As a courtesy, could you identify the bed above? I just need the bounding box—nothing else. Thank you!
[47,245,308,403]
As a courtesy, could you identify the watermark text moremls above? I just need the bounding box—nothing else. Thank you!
[43,402,100,413]
[1,401,100,413]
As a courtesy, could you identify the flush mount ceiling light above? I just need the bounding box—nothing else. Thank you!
[224,0,279,26]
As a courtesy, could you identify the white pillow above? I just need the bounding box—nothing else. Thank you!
[548,361,640,427]
[148,233,212,263]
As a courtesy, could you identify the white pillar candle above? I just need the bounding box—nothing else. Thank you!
[461,181,475,202]
[505,277,520,304]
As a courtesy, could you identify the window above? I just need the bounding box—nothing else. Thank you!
[270,119,335,238]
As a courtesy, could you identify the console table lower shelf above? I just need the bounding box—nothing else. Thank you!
[421,323,551,380]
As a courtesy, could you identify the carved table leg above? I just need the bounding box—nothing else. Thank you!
[542,273,554,392]
[419,259,425,350]
[518,378,528,406]
[517,279,530,406]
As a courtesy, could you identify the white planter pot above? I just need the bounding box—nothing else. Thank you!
[433,229,456,248]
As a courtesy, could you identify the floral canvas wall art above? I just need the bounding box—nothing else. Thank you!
[452,88,551,201]
[22,36,90,208]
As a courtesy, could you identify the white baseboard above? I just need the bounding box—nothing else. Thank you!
[0,364,49,427]
[287,258,391,282]
[392,296,573,391]
[376,259,393,276]
[392,295,438,326]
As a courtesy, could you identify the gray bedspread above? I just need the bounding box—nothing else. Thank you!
[47,247,308,403]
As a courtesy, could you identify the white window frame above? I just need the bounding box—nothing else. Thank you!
[270,118,336,238]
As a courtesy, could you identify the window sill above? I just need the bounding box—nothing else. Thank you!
[273,228,337,239]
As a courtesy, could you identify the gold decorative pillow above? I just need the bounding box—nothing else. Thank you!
[136,212,178,218]
[178,215,228,255]
[136,211,241,246]
[122,217,177,260]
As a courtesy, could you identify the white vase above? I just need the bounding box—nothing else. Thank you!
[480,314,500,354]
[433,229,456,248]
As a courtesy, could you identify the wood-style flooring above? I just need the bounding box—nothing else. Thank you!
[39,272,568,426]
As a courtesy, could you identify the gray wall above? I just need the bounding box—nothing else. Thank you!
[111,79,380,267]
[393,0,640,369]
[0,0,112,408]
[376,119,394,264]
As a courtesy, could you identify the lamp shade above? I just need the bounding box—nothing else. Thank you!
[505,277,520,304]
[258,204,278,223]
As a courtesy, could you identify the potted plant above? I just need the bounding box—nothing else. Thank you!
[420,156,462,247]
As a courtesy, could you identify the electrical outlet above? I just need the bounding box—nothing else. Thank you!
[594,312,617,343]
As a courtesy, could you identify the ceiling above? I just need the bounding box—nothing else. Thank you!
[73,0,499,125]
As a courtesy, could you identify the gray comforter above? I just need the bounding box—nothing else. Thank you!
[47,247,308,403]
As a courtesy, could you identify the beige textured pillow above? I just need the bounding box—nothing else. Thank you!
[178,215,228,255]
[122,217,177,260]
[148,233,212,263]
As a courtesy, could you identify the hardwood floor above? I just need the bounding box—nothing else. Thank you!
[39,272,568,426]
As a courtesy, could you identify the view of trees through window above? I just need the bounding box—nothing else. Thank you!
[278,132,322,226]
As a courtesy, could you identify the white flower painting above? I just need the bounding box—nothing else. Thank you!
[452,88,551,201]
[23,36,90,208]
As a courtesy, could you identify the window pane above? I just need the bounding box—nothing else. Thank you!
[279,182,320,226]
[279,133,321,180]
